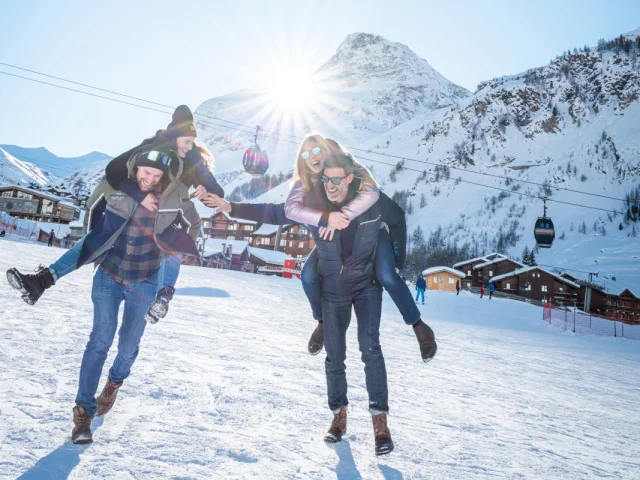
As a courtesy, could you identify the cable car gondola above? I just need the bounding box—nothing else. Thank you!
[534,198,555,248]
[243,126,269,176]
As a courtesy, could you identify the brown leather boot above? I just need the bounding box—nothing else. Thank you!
[72,406,94,444]
[307,321,324,355]
[372,413,394,455]
[323,406,347,443]
[413,320,438,363]
[96,378,123,417]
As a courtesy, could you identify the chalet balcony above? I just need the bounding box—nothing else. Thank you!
[205,228,251,238]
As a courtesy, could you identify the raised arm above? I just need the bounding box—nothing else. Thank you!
[183,145,225,197]
[284,181,331,227]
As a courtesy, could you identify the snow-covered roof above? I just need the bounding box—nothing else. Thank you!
[221,211,257,225]
[253,224,285,236]
[473,257,524,270]
[249,247,293,266]
[0,184,60,201]
[452,253,505,268]
[490,266,581,288]
[202,245,224,258]
[68,221,83,228]
[202,238,249,256]
[422,266,466,278]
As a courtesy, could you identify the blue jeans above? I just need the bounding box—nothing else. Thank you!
[49,238,85,281]
[75,266,159,416]
[322,283,388,414]
[301,229,421,325]
[48,235,181,289]
[415,288,425,303]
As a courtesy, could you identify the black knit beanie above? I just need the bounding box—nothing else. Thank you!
[166,105,197,139]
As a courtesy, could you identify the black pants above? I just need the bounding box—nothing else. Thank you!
[321,283,388,414]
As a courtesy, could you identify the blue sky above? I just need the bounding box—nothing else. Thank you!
[0,0,638,158]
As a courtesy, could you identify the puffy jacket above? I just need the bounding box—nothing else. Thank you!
[416,277,426,290]
[79,145,201,267]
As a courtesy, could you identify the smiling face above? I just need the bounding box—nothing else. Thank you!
[175,136,195,159]
[323,167,354,204]
[136,166,165,192]
[300,140,327,175]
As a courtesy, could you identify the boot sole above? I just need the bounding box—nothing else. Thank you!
[145,299,169,324]
[308,345,323,356]
[375,443,394,456]
[72,437,93,445]
[323,427,346,443]
[422,343,438,363]
[7,269,36,305]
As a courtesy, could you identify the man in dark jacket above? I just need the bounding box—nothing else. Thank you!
[304,153,399,456]
[48,229,54,247]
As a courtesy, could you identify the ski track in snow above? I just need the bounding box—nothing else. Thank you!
[1,239,639,479]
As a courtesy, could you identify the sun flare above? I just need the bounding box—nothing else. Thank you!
[266,64,318,111]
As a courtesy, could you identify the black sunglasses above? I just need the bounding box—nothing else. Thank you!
[320,174,348,185]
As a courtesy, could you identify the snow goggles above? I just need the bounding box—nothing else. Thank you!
[144,150,172,166]
[320,174,348,185]
[300,146,322,160]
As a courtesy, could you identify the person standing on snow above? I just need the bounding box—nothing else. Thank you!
[488,282,495,300]
[479,283,485,298]
[415,274,426,305]
[456,280,460,295]
[48,229,54,247]
[303,153,436,455]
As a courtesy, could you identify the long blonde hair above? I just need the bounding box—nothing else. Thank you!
[293,134,343,192]
[293,134,378,191]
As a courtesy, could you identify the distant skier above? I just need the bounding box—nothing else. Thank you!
[47,229,54,247]
[415,274,426,305]
[456,280,460,295]
[479,283,484,298]
[488,282,495,300]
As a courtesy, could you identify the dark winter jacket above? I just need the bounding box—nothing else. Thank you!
[416,277,426,290]
[104,135,224,204]
[78,145,201,268]
[304,183,405,295]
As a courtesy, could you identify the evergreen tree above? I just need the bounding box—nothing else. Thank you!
[528,249,537,266]
[521,246,530,265]
[420,193,426,209]
[407,200,414,215]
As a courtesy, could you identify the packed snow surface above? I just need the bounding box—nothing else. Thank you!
[0,239,639,479]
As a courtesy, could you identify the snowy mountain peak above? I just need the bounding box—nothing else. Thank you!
[624,26,640,38]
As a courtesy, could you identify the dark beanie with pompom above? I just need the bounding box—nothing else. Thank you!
[166,105,197,139]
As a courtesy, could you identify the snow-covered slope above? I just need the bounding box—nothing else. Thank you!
[1,239,639,479]
[0,145,111,178]
[0,147,55,186]
[195,32,471,174]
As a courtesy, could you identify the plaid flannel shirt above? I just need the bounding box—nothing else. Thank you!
[100,204,162,284]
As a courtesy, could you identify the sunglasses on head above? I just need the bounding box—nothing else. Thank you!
[320,174,348,185]
[300,146,322,160]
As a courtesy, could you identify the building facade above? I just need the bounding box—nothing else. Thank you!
[0,185,80,224]
[422,267,466,292]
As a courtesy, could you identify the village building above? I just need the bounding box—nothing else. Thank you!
[201,211,257,241]
[422,267,466,292]
[473,257,524,287]
[453,253,509,288]
[248,247,294,276]
[0,185,80,224]
[489,266,581,305]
